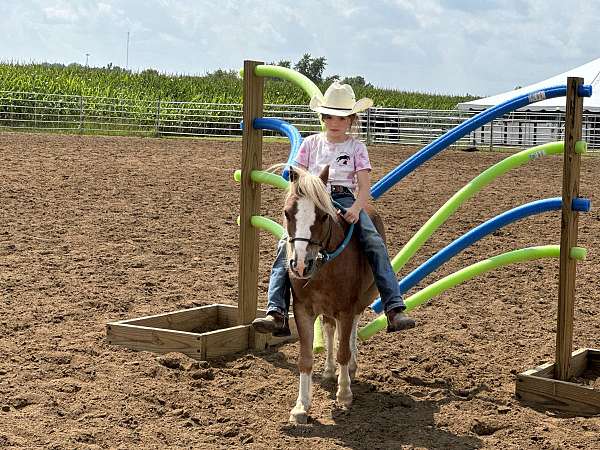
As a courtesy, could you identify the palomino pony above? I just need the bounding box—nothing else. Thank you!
[284,165,383,424]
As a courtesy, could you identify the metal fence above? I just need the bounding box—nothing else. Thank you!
[1,90,598,150]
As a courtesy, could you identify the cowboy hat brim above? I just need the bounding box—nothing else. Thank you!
[309,96,373,116]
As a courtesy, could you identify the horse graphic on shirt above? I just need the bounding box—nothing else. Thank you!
[336,154,350,165]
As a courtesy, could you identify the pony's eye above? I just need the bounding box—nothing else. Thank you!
[320,214,328,223]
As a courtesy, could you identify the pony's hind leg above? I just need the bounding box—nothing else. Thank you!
[322,316,336,381]
[349,315,359,381]
[335,314,354,408]
[290,310,315,425]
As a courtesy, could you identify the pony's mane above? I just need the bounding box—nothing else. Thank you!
[267,164,337,218]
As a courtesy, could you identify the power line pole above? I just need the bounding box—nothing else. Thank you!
[85,53,90,66]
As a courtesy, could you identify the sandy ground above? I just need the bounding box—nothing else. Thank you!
[1,131,599,449]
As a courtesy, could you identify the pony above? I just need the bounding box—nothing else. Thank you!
[284,165,384,424]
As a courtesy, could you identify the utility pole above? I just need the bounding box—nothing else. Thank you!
[85,53,90,66]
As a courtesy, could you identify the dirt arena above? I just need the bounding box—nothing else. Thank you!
[1,131,599,449]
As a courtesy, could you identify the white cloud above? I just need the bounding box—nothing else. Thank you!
[43,3,79,23]
[1,0,599,95]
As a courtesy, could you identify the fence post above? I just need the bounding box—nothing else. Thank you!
[79,96,84,132]
[155,99,161,136]
[397,109,401,144]
[489,119,494,151]
[366,108,372,145]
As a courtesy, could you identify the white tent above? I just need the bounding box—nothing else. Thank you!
[457,58,600,112]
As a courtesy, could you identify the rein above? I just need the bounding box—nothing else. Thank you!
[288,200,355,264]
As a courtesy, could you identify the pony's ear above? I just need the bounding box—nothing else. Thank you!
[289,166,299,183]
[318,165,329,185]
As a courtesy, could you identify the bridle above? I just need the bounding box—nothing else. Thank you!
[287,200,355,264]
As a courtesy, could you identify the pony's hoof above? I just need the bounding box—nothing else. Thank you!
[336,391,353,408]
[289,410,308,424]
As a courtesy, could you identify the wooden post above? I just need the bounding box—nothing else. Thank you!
[238,60,264,325]
[555,77,583,381]
[366,108,372,145]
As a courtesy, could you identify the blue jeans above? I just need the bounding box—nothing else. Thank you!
[265,192,405,317]
[265,236,291,317]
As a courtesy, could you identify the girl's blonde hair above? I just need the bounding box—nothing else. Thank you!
[265,163,337,219]
[288,165,337,218]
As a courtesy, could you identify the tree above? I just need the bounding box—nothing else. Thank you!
[207,69,239,80]
[294,53,327,84]
[324,74,340,85]
[341,76,372,88]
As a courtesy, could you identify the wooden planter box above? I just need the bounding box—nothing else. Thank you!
[516,348,600,415]
[106,304,297,360]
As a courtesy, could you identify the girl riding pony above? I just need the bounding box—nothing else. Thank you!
[252,81,415,335]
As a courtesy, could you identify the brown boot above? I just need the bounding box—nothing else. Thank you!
[252,313,291,337]
[386,307,416,333]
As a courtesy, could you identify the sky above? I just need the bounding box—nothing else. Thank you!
[1,0,599,96]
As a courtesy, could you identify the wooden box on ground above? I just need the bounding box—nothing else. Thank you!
[516,348,600,415]
[106,304,297,361]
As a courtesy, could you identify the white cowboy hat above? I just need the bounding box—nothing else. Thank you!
[309,81,373,116]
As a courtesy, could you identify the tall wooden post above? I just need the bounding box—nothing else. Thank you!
[238,60,264,325]
[555,77,583,381]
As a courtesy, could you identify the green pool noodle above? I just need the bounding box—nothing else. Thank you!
[358,245,584,340]
[252,216,284,239]
[575,140,588,154]
[234,169,290,190]
[390,141,565,273]
[239,65,322,101]
[570,246,587,260]
[239,64,324,129]
[313,317,325,353]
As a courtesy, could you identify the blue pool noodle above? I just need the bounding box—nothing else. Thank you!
[370,85,592,199]
[370,197,564,313]
[252,118,303,180]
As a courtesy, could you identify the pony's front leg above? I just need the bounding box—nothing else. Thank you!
[322,316,336,381]
[349,315,359,381]
[290,311,315,425]
[335,314,354,408]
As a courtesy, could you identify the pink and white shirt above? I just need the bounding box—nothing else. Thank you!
[294,133,371,192]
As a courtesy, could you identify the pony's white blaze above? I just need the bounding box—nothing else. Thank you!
[292,197,316,276]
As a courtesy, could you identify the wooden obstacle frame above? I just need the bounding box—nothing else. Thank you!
[106,63,598,414]
[107,60,299,359]
[516,348,600,416]
[514,77,599,415]
[106,304,297,360]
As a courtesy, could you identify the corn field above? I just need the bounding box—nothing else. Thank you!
[0,62,475,109]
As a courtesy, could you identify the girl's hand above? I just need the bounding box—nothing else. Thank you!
[341,204,361,224]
